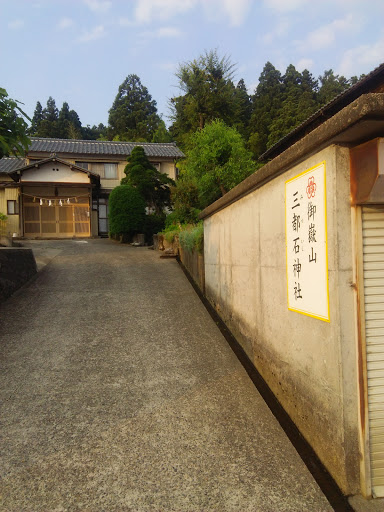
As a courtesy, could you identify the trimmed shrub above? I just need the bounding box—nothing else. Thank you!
[109,185,146,241]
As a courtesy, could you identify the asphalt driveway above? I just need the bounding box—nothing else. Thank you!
[0,239,332,511]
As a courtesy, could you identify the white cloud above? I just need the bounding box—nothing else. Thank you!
[263,0,308,12]
[78,25,106,43]
[217,0,252,27]
[339,36,384,76]
[8,19,24,30]
[58,17,74,30]
[118,17,135,27]
[135,0,196,24]
[139,26,182,42]
[262,19,290,44]
[157,61,177,71]
[296,58,314,71]
[84,0,112,13]
[156,26,182,37]
[134,0,251,26]
[247,81,258,94]
[300,13,359,51]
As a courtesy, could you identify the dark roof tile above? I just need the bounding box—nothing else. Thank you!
[29,138,185,158]
[0,157,25,174]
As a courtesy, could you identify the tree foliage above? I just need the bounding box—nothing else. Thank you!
[151,119,172,143]
[184,119,258,208]
[0,87,30,158]
[108,185,146,240]
[121,146,175,213]
[108,74,160,142]
[170,50,238,145]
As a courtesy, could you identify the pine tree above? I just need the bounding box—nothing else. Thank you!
[57,102,71,138]
[121,146,175,213]
[318,70,350,105]
[248,62,284,158]
[267,65,318,148]
[169,50,237,145]
[151,119,172,143]
[30,101,43,135]
[39,97,59,137]
[233,79,252,139]
[108,74,160,142]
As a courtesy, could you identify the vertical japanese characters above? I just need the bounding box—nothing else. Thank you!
[285,162,330,322]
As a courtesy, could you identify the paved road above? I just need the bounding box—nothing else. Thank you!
[0,240,333,511]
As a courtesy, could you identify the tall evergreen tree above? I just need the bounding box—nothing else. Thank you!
[30,101,43,135]
[68,109,82,138]
[169,50,237,145]
[108,74,160,142]
[233,79,252,139]
[267,65,318,148]
[57,101,71,138]
[151,119,172,143]
[39,96,59,137]
[248,62,284,158]
[318,69,350,105]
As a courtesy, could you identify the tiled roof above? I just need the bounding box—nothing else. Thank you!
[0,157,25,174]
[29,138,185,158]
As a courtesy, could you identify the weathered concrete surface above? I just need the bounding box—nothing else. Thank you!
[0,247,37,302]
[0,239,332,511]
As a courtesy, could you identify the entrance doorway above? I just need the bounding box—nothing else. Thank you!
[98,197,109,236]
[23,196,90,238]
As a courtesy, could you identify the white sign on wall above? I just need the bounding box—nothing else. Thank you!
[285,162,330,322]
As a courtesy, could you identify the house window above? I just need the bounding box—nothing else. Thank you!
[7,200,19,215]
[104,163,118,179]
[75,161,89,170]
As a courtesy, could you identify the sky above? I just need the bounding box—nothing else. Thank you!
[1,0,384,130]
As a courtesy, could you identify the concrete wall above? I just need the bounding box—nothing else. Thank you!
[0,248,37,302]
[179,247,205,293]
[203,144,360,494]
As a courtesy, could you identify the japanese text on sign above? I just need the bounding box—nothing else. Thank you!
[285,162,330,322]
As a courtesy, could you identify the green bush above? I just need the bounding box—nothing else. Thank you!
[0,212,8,221]
[143,214,165,244]
[161,223,181,243]
[109,185,146,241]
[179,222,204,253]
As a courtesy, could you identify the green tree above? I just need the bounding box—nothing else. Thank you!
[267,65,319,148]
[233,78,252,139]
[151,119,172,142]
[121,146,175,214]
[318,69,350,105]
[248,62,284,158]
[108,74,160,141]
[68,109,82,138]
[169,178,200,224]
[81,123,107,140]
[108,185,146,241]
[184,119,258,208]
[57,101,71,138]
[169,49,237,144]
[30,101,43,135]
[38,96,59,137]
[0,87,30,158]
